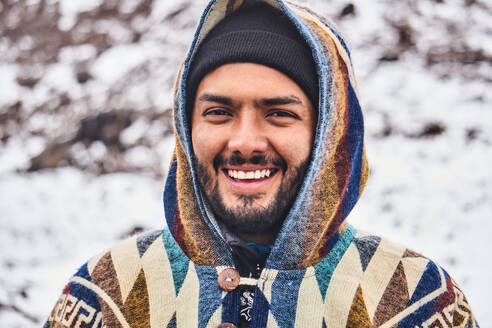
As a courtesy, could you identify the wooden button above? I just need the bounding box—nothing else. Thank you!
[217,268,240,292]
[217,323,236,328]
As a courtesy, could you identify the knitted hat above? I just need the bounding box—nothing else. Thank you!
[186,2,318,115]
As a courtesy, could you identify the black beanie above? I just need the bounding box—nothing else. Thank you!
[186,3,318,115]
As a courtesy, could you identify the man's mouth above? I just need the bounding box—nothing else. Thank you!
[224,168,279,181]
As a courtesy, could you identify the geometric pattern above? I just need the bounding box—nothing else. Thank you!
[347,285,372,327]
[353,235,381,272]
[45,227,480,327]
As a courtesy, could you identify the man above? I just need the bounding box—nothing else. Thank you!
[46,0,479,327]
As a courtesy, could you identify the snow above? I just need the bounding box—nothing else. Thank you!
[1,0,490,326]
[41,63,80,96]
[0,65,20,106]
[57,0,104,30]
[0,169,164,325]
[0,139,32,173]
[90,44,162,85]
[58,44,98,63]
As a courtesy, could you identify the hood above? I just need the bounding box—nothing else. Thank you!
[163,0,369,270]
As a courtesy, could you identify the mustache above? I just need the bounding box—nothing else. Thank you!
[213,153,287,173]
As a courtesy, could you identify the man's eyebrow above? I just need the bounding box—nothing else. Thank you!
[257,96,302,107]
[198,93,234,106]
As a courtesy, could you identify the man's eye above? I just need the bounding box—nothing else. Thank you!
[266,110,298,119]
[204,108,232,116]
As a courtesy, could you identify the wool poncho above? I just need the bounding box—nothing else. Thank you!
[45,0,479,327]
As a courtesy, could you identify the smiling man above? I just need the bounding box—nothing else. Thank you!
[46,0,478,327]
[192,63,315,246]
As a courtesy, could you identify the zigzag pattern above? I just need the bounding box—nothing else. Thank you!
[77,230,203,327]
[248,229,474,328]
[46,228,479,327]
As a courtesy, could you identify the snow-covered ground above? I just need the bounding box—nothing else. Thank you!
[1,0,490,326]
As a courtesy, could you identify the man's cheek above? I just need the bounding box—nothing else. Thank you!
[196,161,216,192]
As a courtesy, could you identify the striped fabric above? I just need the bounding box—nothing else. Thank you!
[46,228,478,327]
[46,0,479,326]
[166,0,369,270]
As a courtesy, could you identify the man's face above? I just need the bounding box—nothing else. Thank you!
[191,63,315,243]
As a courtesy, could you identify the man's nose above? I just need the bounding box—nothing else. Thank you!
[227,115,268,157]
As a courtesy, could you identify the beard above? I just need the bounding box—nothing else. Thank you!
[195,152,309,236]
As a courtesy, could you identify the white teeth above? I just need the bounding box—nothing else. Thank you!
[227,169,273,180]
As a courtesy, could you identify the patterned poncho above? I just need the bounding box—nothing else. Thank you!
[45,0,479,327]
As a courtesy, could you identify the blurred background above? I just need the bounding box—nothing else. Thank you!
[0,0,490,326]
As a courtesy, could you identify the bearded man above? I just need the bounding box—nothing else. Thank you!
[45,0,478,327]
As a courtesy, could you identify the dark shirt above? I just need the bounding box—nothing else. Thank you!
[218,222,272,327]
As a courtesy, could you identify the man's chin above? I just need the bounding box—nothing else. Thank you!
[213,197,286,236]
[196,157,310,240]
[220,211,282,235]
[224,192,268,208]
